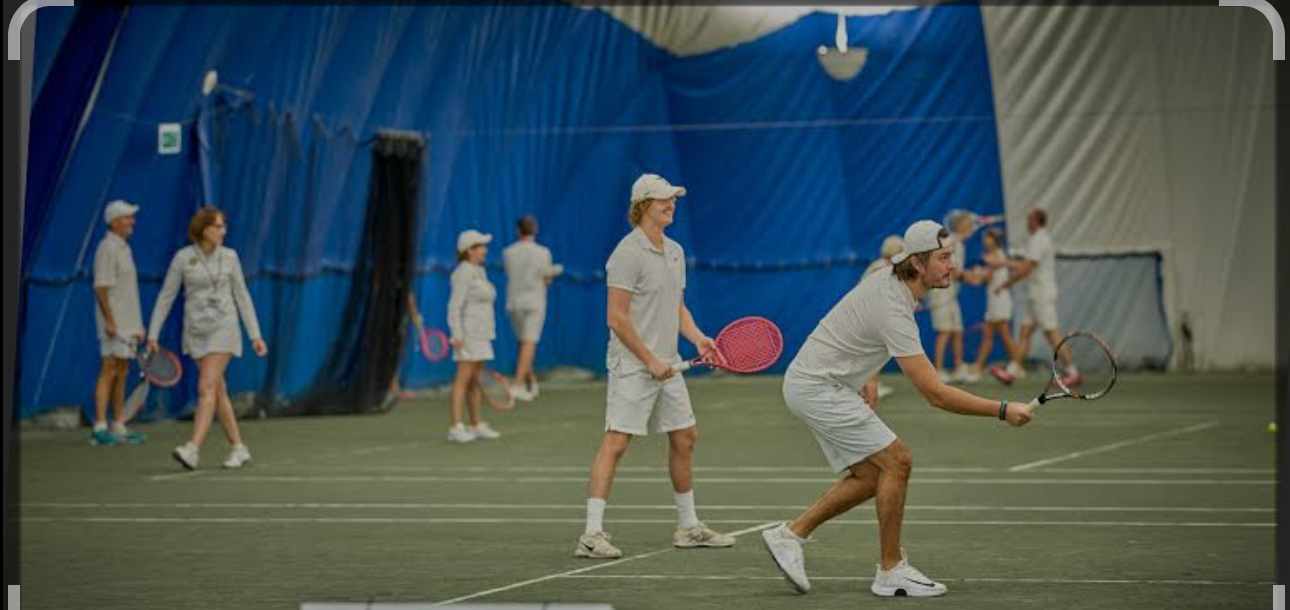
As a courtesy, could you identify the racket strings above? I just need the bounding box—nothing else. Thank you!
[713,318,783,373]
[1058,334,1117,399]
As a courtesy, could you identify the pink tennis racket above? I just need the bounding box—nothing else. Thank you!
[673,316,783,374]
[411,316,450,363]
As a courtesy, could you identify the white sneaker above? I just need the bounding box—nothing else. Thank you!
[222,444,252,469]
[761,523,811,593]
[1006,360,1027,379]
[447,423,476,444]
[955,366,981,383]
[938,370,956,385]
[528,380,540,400]
[876,382,894,399]
[575,531,623,559]
[871,551,947,597]
[172,443,199,470]
[472,422,501,440]
[673,522,736,548]
[511,386,534,402]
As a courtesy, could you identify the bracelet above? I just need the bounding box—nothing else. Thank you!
[998,399,1008,421]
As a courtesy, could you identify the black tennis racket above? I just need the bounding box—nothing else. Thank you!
[1029,331,1118,410]
[122,345,183,422]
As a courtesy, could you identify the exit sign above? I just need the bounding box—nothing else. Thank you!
[158,123,182,155]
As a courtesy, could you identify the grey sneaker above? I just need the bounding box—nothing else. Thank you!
[172,443,199,470]
[762,523,811,593]
[575,531,623,559]
[673,522,735,548]
[871,550,947,597]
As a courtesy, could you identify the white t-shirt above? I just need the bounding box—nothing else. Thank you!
[92,232,144,339]
[1024,229,1057,299]
[502,239,553,312]
[605,228,686,373]
[787,266,924,391]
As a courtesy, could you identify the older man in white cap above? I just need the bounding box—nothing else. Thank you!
[574,173,734,559]
[760,220,1034,599]
[90,199,147,445]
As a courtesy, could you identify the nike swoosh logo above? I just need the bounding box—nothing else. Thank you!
[582,542,596,551]
[905,578,938,587]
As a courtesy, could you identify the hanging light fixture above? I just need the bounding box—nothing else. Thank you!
[816,13,868,81]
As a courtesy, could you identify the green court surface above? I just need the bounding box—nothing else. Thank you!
[17,373,1276,609]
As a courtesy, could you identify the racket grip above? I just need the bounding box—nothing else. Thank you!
[1027,397,1041,411]
[671,361,693,373]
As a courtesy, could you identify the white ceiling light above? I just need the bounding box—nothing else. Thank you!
[816,13,868,81]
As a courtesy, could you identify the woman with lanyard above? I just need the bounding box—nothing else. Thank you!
[148,206,267,470]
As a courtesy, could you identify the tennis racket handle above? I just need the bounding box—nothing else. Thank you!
[671,361,694,373]
[1027,397,1041,410]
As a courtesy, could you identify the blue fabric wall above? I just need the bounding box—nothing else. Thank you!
[20,5,1006,418]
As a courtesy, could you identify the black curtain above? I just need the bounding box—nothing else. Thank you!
[283,132,422,415]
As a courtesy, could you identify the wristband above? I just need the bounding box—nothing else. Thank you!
[999,399,1008,421]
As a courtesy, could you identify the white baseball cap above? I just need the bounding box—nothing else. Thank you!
[456,229,493,253]
[890,220,948,264]
[630,173,686,203]
[104,199,139,224]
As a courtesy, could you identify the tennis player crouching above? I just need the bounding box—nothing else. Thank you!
[761,220,1035,598]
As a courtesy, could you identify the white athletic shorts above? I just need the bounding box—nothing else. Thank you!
[604,357,695,436]
[1023,292,1059,331]
[782,372,898,474]
[508,307,546,343]
[930,299,963,332]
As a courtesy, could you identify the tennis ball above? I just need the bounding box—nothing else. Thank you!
[1268,422,1278,434]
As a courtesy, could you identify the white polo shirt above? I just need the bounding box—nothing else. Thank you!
[92,231,144,339]
[1025,228,1057,300]
[787,266,924,391]
[503,238,554,312]
[604,227,686,373]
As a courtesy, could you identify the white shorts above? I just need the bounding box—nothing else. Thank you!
[782,372,898,474]
[508,308,546,343]
[986,293,1013,323]
[930,300,963,332]
[452,338,494,362]
[1023,293,1059,331]
[604,364,695,436]
[99,335,134,360]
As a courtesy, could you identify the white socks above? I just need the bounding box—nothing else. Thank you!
[586,491,700,535]
[674,490,700,530]
[585,498,606,535]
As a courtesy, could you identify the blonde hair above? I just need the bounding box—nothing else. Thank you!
[628,199,652,227]
[188,206,224,244]
[879,235,904,260]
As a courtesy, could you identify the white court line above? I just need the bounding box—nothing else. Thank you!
[327,465,995,473]
[1031,467,1274,474]
[21,502,1274,513]
[19,517,1272,527]
[167,475,1272,485]
[561,574,1277,586]
[1008,421,1222,472]
[147,471,207,482]
[430,521,780,606]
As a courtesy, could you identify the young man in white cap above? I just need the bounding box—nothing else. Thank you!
[575,173,735,559]
[761,220,1035,598]
[502,214,561,401]
[991,207,1076,385]
[90,199,147,445]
